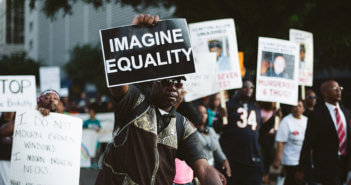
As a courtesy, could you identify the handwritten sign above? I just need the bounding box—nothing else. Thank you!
[0,75,36,111]
[39,67,61,92]
[10,110,82,185]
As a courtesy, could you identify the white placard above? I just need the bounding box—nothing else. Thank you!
[72,112,114,143]
[40,67,61,92]
[289,29,314,86]
[0,75,36,111]
[256,37,299,106]
[184,53,219,101]
[10,110,82,185]
[189,19,242,90]
[80,130,99,168]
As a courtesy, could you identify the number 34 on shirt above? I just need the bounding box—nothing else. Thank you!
[236,107,257,131]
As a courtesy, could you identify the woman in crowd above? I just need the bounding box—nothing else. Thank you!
[274,100,307,185]
[196,104,231,178]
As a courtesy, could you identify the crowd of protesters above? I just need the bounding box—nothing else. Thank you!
[1,13,351,185]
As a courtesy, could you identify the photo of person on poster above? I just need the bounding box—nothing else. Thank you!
[208,39,232,72]
[260,51,295,80]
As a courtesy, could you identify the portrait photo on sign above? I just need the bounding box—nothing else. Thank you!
[260,51,295,80]
[207,38,232,72]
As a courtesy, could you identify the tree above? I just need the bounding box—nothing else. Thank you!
[32,0,351,72]
[64,44,108,94]
[0,53,41,83]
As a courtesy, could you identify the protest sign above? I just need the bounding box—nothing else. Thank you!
[100,19,195,87]
[10,110,82,185]
[256,37,299,106]
[40,67,61,92]
[80,130,99,168]
[0,75,36,111]
[72,112,114,143]
[189,19,242,90]
[183,53,219,101]
[289,29,314,86]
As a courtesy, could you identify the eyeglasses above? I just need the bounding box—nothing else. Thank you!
[331,86,343,91]
[157,79,183,88]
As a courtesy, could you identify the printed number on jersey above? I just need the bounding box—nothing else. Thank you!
[236,107,257,131]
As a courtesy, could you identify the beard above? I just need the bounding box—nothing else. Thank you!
[43,102,57,112]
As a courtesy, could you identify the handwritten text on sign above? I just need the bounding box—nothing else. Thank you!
[0,75,36,111]
[10,110,82,185]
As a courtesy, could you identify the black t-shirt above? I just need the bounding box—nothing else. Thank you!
[113,85,205,165]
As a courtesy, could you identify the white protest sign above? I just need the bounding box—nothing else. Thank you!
[72,112,114,143]
[40,66,61,92]
[80,130,99,168]
[10,110,82,185]
[256,37,299,106]
[0,75,36,111]
[184,53,219,101]
[189,19,242,90]
[289,29,314,86]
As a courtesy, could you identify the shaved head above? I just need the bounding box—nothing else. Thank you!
[320,80,342,105]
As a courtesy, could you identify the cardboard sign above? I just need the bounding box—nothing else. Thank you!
[189,19,242,90]
[10,110,82,185]
[40,67,61,92]
[289,29,314,86]
[184,53,219,101]
[256,37,299,106]
[100,19,195,87]
[0,75,36,111]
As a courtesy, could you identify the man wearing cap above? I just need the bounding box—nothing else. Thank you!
[37,89,61,116]
[94,14,226,185]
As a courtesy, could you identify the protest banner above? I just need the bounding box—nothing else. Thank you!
[72,112,114,143]
[80,130,99,168]
[183,53,219,101]
[0,75,36,111]
[256,37,299,106]
[99,19,195,87]
[189,19,242,90]
[10,110,82,185]
[289,29,314,86]
[40,66,61,92]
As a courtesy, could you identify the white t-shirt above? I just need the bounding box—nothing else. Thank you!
[276,114,308,166]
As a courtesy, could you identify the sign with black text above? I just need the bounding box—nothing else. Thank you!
[100,19,195,87]
[10,110,82,185]
[0,75,36,111]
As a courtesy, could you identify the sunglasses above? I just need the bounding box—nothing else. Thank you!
[331,86,343,91]
[157,79,183,88]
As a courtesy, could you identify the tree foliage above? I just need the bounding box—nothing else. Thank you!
[0,53,40,83]
[64,44,108,94]
[32,0,351,72]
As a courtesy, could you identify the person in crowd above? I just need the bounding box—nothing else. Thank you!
[219,80,263,185]
[0,112,15,185]
[273,100,307,185]
[258,102,281,184]
[94,14,226,185]
[296,80,351,185]
[304,89,317,118]
[37,89,61,116]
[196,104,231,178]
[83,107,101,131]
[207,93,221,127]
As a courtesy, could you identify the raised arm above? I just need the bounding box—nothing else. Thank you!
[0,120,14,137]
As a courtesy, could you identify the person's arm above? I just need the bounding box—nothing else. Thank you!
[109,14,159,101]
[0,121,14,137]
[273,142,284,168]
[190,158,226,185]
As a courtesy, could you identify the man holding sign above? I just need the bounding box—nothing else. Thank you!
[95,15,226,185]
